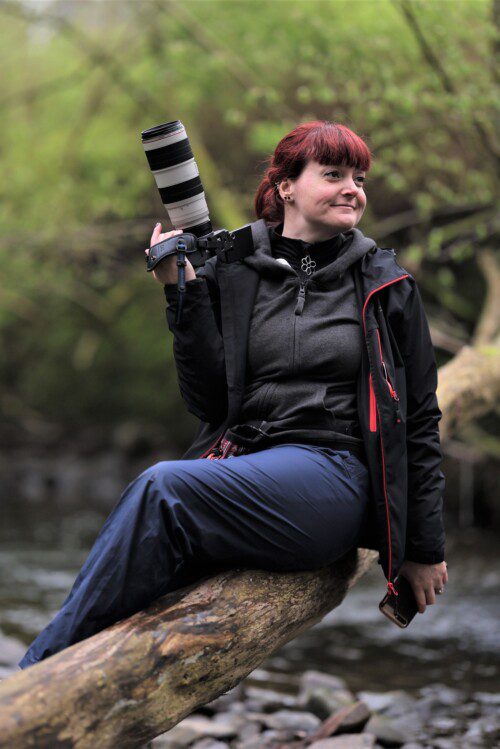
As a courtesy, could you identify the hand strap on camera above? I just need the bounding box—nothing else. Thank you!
[145,225,254,273]
[146,225,255,324]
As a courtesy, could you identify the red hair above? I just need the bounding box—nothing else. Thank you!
[254,120,373,224]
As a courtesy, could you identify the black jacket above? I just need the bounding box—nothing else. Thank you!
[164,220,446,595]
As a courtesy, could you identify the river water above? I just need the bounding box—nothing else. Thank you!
[1,504,499,699]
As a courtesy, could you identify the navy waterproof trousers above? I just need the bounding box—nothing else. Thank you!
[19,444,371,669]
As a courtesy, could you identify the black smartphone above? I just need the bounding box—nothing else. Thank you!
[379,574,419,628]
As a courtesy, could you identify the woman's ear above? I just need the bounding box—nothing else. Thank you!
[277,177,292,200]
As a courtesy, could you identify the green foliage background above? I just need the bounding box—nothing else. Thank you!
[0,0,497,446]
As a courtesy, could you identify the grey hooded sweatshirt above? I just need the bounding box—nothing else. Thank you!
[225,224,377,459]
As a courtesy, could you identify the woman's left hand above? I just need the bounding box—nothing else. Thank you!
[398,559,448,614]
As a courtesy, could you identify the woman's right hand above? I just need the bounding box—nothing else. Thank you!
[398,559,449,614]
[145,223,196,285]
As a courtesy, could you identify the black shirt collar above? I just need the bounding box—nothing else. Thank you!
[269,223,345,270]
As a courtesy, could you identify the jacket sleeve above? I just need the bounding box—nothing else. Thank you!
[386,278,446,565]
[164,257,228,424]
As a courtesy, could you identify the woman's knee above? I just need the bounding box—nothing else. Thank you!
[138,460,167,482]
[308,515,363,568]
[118,461,175,512]
[135,460,194,503]
[136,459,178,485]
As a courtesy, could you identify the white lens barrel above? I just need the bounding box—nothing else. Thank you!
[141,120,211,235]
[152,158,199,189]
[167,194,210,228]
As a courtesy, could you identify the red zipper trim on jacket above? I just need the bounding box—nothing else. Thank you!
[369,374,377,432]
[199,431,225,459]
[362,274,409,596]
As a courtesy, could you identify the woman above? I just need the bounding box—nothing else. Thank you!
[19,121,448,670]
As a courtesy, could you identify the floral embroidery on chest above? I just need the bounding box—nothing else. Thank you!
[300,255,317,276]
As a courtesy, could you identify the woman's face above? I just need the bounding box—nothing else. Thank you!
[279,159,367,238]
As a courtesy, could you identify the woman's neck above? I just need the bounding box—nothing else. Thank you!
[279,219,341,245]
[281,217,342,244]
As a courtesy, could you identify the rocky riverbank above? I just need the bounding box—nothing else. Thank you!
[145,668,499,749]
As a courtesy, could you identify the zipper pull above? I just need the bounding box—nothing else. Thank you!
[381,361,400,401]
[384,370,401,423]
[387,581,398,597]
[387,379,400,402]
[294,282,307,315]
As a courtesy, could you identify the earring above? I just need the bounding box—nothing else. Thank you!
[283,195,293,202]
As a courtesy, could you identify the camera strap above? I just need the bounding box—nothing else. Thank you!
[146,233,198,273]
[146,224,255,273]
[147,223,258,325]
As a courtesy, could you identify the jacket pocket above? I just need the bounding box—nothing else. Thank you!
[375,328,401,424]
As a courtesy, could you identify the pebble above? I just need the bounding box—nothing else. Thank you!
[0,635,25,666]
[246,667,300,689]
[299,669,355,719]
[300,670,349,692]
[431,739,460,749]
[308,735,376,748]
[244,708,320,733]
[462,714,500,744]
[234,722,260,742]
[364,713,410,746]
[243,685,299,712]
[357,690,416,716]
[211,713,248,733]
[472,690,500,705]
[152,714,241,747]
[417,683,465,709]
[429,716,458,735]
[257,728,300,746]
[150,724,198,747]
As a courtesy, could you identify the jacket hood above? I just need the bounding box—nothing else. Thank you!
[243,224,377,283]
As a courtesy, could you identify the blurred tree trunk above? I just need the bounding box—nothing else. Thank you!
[438,247,500,442]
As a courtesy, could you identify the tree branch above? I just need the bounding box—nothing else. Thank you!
[394,0,500,166]
[0,0,154,108]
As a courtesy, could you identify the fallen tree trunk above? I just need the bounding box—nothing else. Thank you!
[0,547,375,749]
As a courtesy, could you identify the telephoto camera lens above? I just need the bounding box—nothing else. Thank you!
[141,120,212,237]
